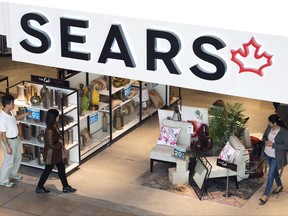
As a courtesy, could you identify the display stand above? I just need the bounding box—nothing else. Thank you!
[66,72,170,160]
[224,169,232,197]
[6,80,80,173]
[216,158,237,197]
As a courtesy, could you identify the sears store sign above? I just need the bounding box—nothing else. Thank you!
[7,4,288,103]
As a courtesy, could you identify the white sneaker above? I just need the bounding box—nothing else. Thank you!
[10,175,23,180]
[0,181,15,188]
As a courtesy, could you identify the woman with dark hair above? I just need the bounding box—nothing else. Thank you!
[36,109,76,193]
[259,114,288,204]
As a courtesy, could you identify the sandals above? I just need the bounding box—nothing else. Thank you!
[273,186,283,194]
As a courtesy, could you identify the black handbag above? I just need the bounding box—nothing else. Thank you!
[252,141,264,157]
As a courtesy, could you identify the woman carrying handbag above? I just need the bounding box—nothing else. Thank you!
[36,109,76,193]
[259,114,288,204]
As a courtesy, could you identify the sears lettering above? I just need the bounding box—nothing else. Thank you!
[190,36,226,80]
[147,29,181,75]
[19,12,227,81]
[20,13,51,54]
[98,24,135,67]
[60,17,90,60]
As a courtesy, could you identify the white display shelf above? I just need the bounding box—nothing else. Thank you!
[14,99,77,115]
[142,106,159,119]
[98,79,136,96]
[65,163,80,173]
[80,129,110,159]
[78,77,141,160]
[131,82,146,88]
[80,136,110,160]
[68,73,171,164]
[18,119,46,128]
[99,93,140,113]
[21,137,44,147]
[18,119,78,132]
[61,104,78,114]
[91,129,110,141]
[112,113,140,140]
[18,119,78,135]
[62,122,78,131]
[22,137,78,149]
[10,81,80,174]
[79,102,109,121]
[21,159,45,169]
[66,141,79,150]
[21,159,79,173]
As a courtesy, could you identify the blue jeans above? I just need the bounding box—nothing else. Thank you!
[264,154,282,196]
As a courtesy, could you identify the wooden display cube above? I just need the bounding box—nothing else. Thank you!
[168,167,189,185]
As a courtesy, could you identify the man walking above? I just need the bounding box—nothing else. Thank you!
[0,94,31,187]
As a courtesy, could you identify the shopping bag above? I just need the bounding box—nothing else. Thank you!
[62,147,69,159]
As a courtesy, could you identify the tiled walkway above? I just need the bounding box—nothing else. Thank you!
[0,181,139,215]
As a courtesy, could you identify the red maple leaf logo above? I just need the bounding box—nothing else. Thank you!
[231,37,273,76]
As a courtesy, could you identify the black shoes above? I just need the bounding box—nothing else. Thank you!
[63,186,77,193]
[273,186,283,194]
[35,186,76,193]
[36,187,50,194]
[259,197,267,205]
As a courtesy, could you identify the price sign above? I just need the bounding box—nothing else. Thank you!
[152,83,158,88]
[27,108,40,121]
[123,86,131,97]
[90,112,98,125]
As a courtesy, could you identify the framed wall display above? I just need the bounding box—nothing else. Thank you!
[189,156,212,200]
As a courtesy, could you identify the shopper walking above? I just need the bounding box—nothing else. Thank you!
[0,94,31,188]
[259,114,288,205]
[36,109,76,193]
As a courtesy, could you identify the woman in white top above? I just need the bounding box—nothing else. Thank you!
[259,114,288,204]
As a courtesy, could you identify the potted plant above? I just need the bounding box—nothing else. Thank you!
[208,101,249,155]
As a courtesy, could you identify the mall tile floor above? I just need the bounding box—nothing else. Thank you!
[2,112,288,216]
[1,57,288,215]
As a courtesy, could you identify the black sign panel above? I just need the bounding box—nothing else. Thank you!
[31,75,69,87]
[216,158,237,172]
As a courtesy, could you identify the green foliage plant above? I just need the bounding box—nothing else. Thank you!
[208,102,248,155]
